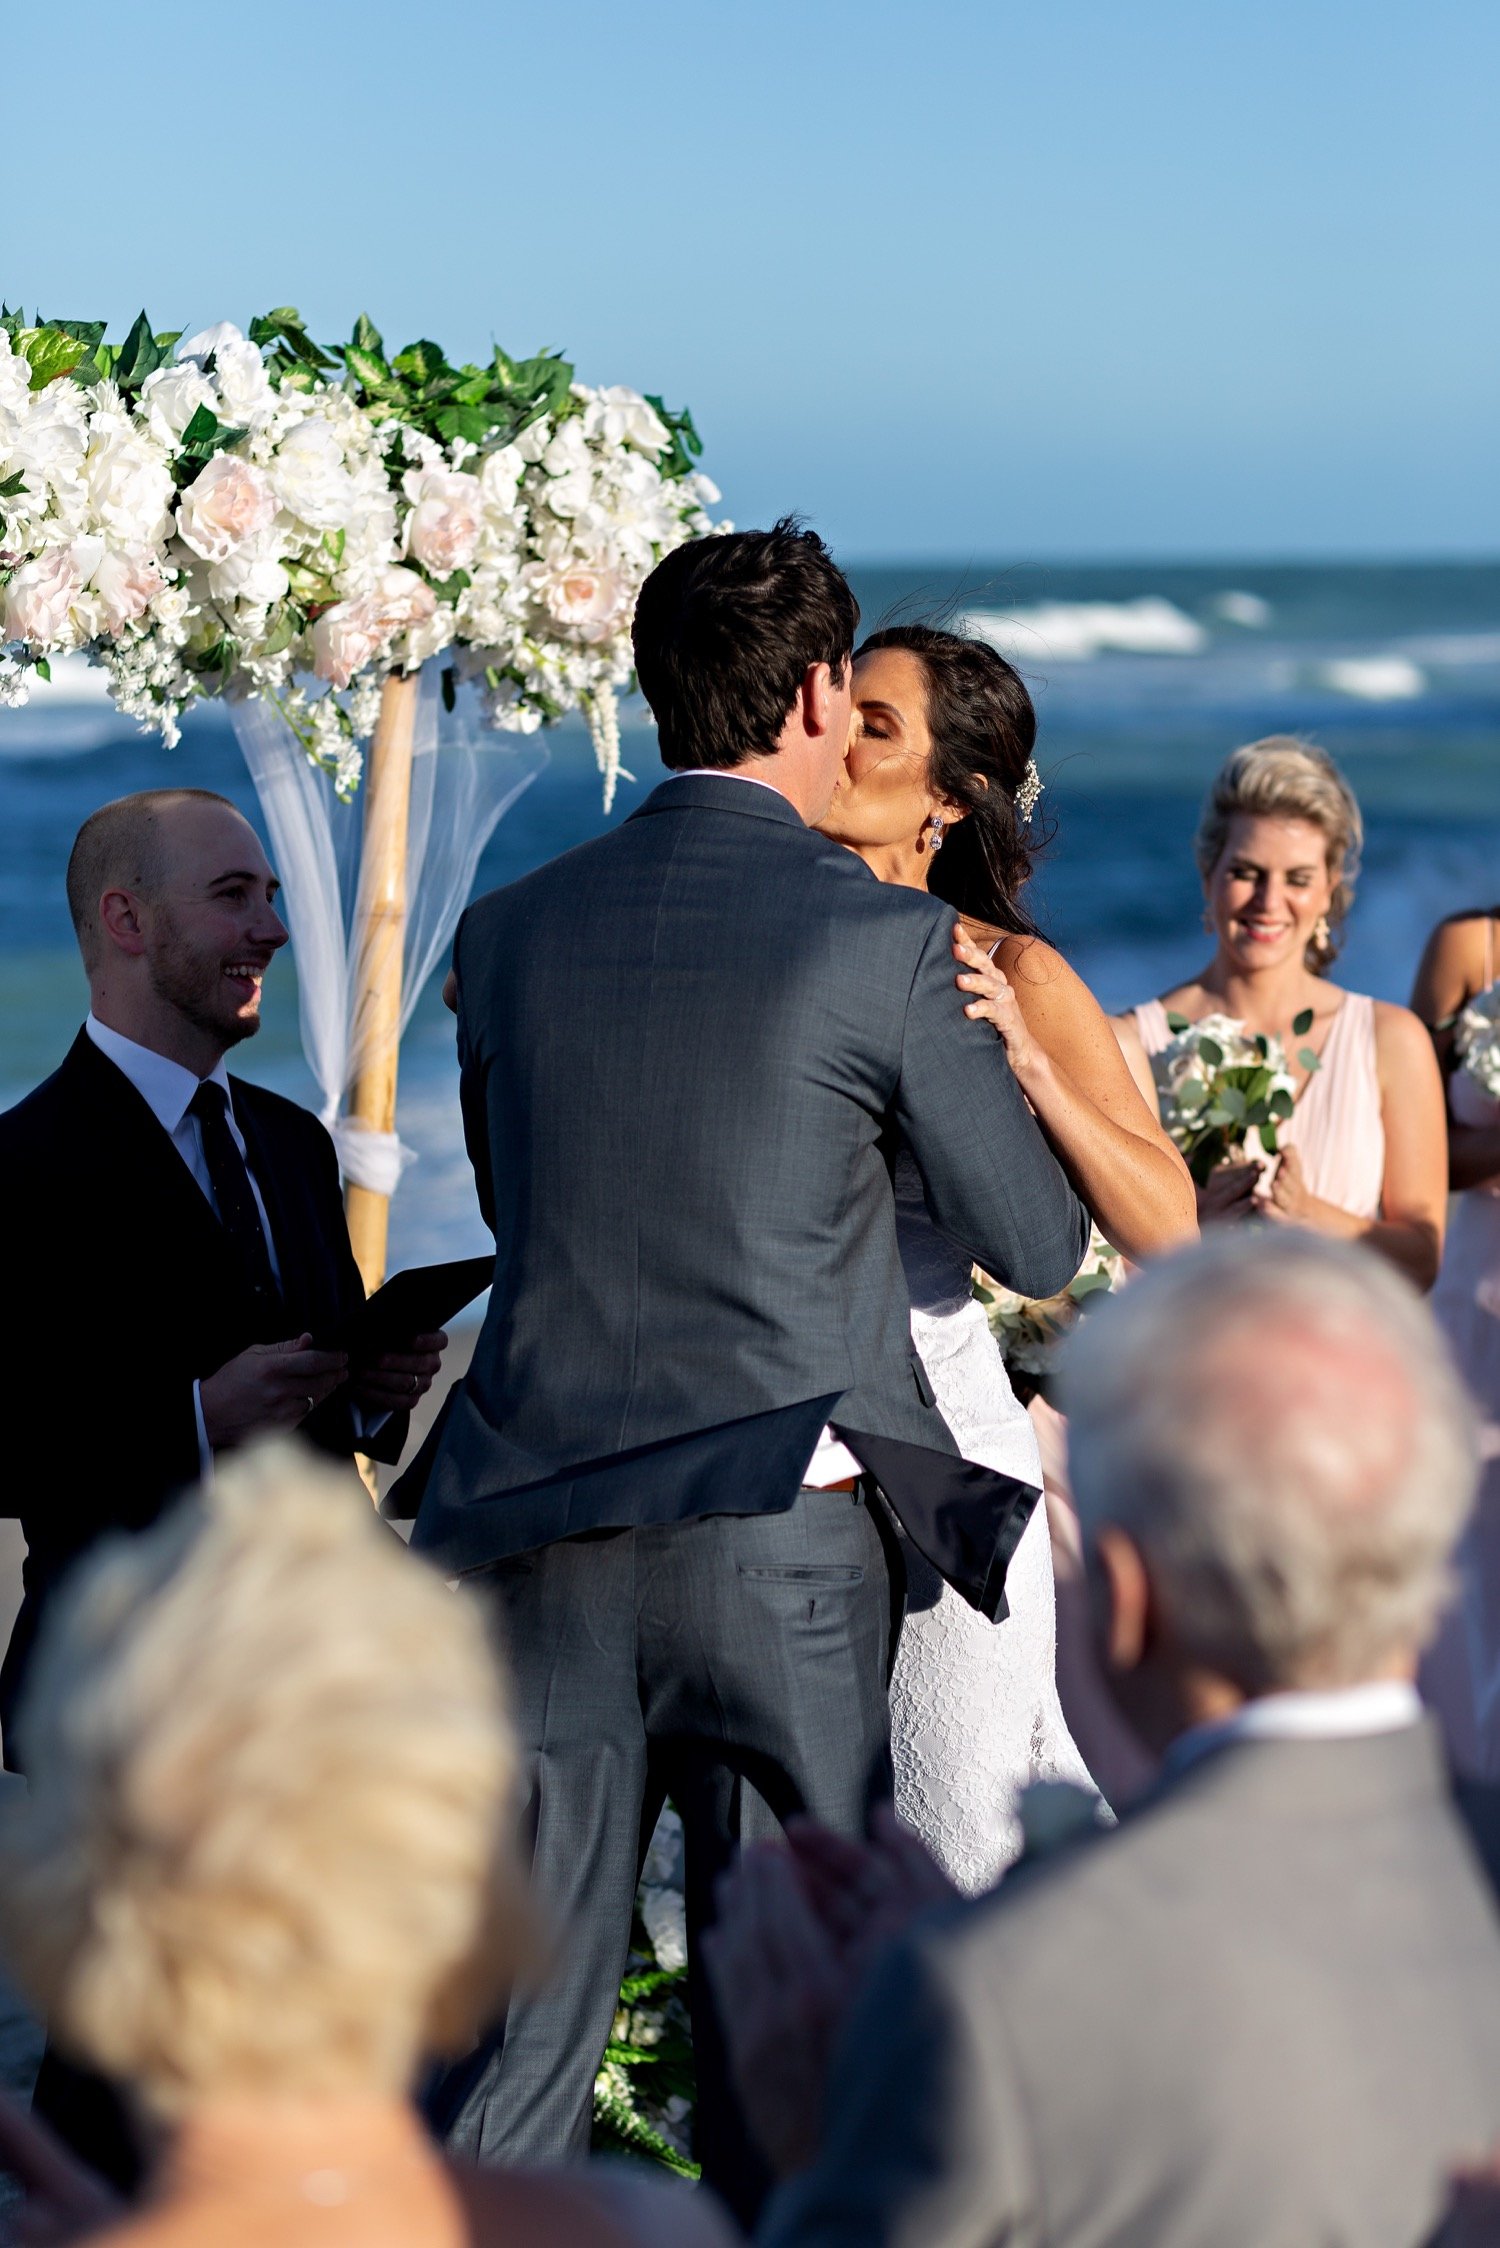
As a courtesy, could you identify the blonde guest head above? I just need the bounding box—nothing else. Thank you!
[1194,736,1364,973]
[0,1442,536,2120]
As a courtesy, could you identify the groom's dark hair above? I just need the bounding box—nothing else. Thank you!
[632,518,859,770]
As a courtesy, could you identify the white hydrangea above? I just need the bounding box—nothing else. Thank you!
[1455,986,1500,1099]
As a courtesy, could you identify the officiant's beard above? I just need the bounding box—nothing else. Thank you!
[147,910,264,1053]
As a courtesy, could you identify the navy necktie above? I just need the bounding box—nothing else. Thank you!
[188,1081,283,1332]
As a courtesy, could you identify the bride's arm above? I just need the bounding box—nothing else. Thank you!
[956,931,1196,1262]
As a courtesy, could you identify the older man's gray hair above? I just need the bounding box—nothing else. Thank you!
[1061,1231,1477,1693]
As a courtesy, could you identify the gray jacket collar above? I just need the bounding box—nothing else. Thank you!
[631,771,809,830]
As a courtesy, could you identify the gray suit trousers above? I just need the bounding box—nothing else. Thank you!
[428,1486,892,2209]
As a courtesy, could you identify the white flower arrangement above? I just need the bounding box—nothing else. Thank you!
[1151,1009,1315,1186]
[975,1226,1124,1382]
[0,308,722,805]
[1453,985,1500,1100]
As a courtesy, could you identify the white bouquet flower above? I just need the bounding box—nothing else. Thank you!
[975,1226,1124,1385]
[1151,1009,1315,1187]
[1453,985,1500,1100]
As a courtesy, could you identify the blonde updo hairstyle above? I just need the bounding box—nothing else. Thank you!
[0,1443,538,2120]
[1194,735,1364,974]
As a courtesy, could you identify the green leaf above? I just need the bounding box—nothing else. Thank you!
[1068,1271,1115,1299]
[0,470,25,499]
[1292,1007,1314,1036]
[247,306,336,369]
[392,338,449,390]
[1268,1087,1294,1119]
[1218,1086,1247,1121]
[1197,1037,1224,1069]
[343,343,405,402]
[433,401,495,445]
[351,312,385,358]
[19,325,90,389]
[1175,1076,1208,1109]
[1259,1122,1280,1154]
[48,318,106,354]
[113,309,168,392]
[260,602,303,658]
[1253,1033,1269,1060]
[1166,1010,1191,1034]
[1298,1047,1321,1074]
[424,566,471,602]
[33,657,51,683]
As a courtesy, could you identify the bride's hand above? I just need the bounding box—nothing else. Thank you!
[954,929,1044,1083]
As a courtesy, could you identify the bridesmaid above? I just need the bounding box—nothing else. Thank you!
[1413,910,1500,1776]
[1116,735,1447,1285]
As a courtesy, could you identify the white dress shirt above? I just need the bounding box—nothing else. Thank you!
[661,769,862,1487]
[1167,1678,1423,1776]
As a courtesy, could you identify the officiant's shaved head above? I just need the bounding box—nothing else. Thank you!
[67,789,251,968]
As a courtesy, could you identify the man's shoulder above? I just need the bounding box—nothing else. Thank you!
[0,1039,89,1152]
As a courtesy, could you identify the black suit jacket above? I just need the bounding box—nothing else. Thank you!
[0,1030,406,1749]
[406,774,1089,1613]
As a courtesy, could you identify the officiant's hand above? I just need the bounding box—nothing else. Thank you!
[350,1331,447,1415]
[201,1335,349,1449]
[1197,1160,1260,1226]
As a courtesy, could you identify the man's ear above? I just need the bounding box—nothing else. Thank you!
[801,661,834,739]
[98,887,148,958]
[1090,1524,1154,1675]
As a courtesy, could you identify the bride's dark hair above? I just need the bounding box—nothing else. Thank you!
[857,623,1043,937]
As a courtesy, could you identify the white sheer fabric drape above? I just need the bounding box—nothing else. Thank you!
[230,669,545,1195]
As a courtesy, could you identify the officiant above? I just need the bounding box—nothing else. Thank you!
[0,786,446,1768]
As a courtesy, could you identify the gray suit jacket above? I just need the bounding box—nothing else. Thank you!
[765,1723,1500,2248]
[408,774,1088,1593]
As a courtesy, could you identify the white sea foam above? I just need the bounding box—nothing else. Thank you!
[967,597,1207,663]
[1399,634,1500,667]
[1212,590,1273,628]
[1318,655,1426,702]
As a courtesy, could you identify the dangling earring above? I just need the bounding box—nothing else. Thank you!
[1313,913,1331,950]
[926,814,946,854]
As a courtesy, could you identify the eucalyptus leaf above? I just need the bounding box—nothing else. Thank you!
[1259,1123,1280,1154]
[1292,1008,1314,1036]
[1218,1086,1247,1120]
[1166,1010,1191,1034]
[1269,1088,1294,1119]
[1197,1037,1224,1068]
[1298,1047,1321,1074]
[1176,1076,1208,1108]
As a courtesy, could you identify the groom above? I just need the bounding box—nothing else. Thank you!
[409,520,1088,2208]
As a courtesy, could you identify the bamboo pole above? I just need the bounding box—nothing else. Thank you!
[343,668,419,1294]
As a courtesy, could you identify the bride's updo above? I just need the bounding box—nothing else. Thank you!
[859,623,1042,936]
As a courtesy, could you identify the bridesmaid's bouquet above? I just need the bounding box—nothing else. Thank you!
[1151,1010,1317,1187]
[1453,985,1500,1099]
[974,1226,1124,1384]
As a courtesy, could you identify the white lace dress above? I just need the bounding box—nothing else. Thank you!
[888,1152,1095,1891]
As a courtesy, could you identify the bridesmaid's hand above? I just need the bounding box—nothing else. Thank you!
[1197,1162,1260,1226]
[1259,1143,1315,1225]
[954,930,1044,1084]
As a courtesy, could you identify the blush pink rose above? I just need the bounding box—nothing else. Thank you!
[93,547,168,634]
[4,544,88,645]
[176,455,278,563]
[403,468,482,575]
[311,568,437,689]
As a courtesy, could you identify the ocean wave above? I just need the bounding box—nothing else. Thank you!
[1318,655,1426,702]
[1211,590,1273,628]
[1398,634,1500,667]
[966,598,1208,663]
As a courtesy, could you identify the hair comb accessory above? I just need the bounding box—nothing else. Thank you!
[1015,758,1044,825]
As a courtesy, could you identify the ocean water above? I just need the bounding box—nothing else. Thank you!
[3,560,1497,1268]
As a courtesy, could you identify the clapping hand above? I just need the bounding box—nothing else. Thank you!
[702,1807,957,2180]
[349,1331,447,1417]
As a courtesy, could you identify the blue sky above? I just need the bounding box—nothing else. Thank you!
[9,0,1496,557]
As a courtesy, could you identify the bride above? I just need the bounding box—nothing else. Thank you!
[818,623,1195,1888]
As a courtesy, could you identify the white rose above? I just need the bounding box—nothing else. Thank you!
[177,455,278,562]
[92,547,168,635]
[178,323,276,431]
[4,538,100,645]
[534,555,626,639]
[208,542,289,608]
[542,420,591,477]
[401,466,482,574]
[271,415,354,530]
[0,333,31,423]
[85,418,175,549]
[140,363,217,444]
[478,446,524,513]
[585,385,671,455]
